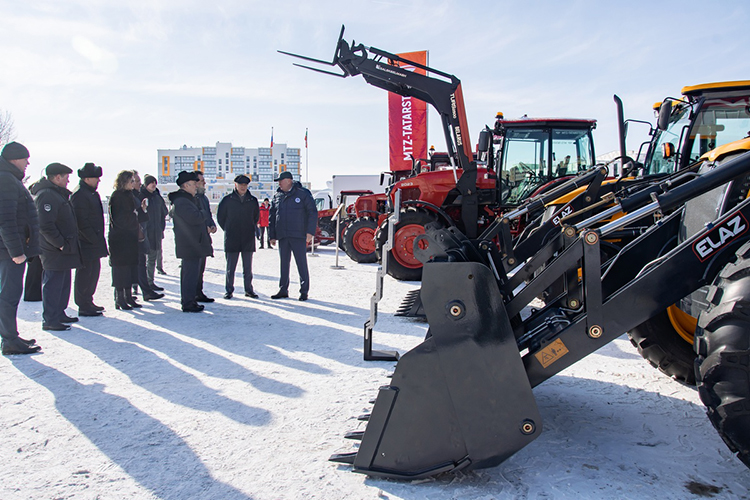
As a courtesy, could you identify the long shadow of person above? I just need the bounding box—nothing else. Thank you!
[72,316,312,396]
[12,358,253,500]
[60,329,274,427]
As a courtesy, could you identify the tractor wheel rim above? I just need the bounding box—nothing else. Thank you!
[392,224,425,268]
[352,227,376,254]
[666,305,697,344]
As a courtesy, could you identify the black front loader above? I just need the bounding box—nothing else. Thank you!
[330,150,750,479]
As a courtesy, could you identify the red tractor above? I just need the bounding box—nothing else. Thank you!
[314,190,387,262]
[375,115,598,281]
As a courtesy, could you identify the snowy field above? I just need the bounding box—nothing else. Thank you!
[1,228,749,500]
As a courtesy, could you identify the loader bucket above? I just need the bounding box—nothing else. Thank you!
[330,261,542,479]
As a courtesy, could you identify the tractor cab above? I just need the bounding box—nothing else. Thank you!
[646,81,750,175]
[492,117,597,206]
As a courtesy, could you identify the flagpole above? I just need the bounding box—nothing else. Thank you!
[305,128,309,184]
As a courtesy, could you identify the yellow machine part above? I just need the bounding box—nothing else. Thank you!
[667,305,698,344]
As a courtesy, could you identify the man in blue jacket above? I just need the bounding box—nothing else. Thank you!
[32,162,82,331]
[0,142,41,355]
[269,171,317,301]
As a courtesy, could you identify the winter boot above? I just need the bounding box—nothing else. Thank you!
[125,288,142,308]
[115,289,133,310]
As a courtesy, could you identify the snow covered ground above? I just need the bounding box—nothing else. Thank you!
[1,228,749,500]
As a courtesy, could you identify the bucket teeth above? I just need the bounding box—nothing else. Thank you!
[345,431,365,440]
[395,289,425,317]
[358,413,370,421]
[329,452,357,464]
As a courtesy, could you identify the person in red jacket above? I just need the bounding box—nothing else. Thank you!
[257,198,272,249]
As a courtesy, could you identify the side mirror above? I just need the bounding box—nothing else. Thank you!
[477,129,491,153]
[657,101,672,131]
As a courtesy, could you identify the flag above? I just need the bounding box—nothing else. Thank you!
[305,128,308,148]
[270,127,274,149]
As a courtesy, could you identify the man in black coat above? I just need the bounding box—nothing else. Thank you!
[70,163,108,316]
[269,171,317,301]
[131,171,163,302]
[217,175,259,299]
[141,175,168,289]
[194,171,216,303]
[32,163,82,331]
[0,142,42,355]
[168,171,213,312]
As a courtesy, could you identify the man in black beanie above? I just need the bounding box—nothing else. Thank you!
[31,162,82,331]
[140,174,168,289]
[0,142,42,354]
[70,163,108,316]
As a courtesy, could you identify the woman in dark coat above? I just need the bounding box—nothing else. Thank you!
[108,170,141,310]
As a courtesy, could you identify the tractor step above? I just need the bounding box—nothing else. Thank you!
[395,289,425,317]
[333,261,542,479]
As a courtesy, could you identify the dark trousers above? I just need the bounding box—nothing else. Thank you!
[146,238,162,285]
[23,255,42,302]
[278,238,309,295]
[225,251,254,294]
[257,226,270,248]
[181,258,200,308]
[0,259,26,341]
[74,258,101,310]
[197,256,207,297]
[137,251,154,295]
[42,269,71,325]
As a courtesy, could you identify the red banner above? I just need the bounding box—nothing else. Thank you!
[388,51,428,173]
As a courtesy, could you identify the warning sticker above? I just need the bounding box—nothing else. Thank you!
[534,338,569,368]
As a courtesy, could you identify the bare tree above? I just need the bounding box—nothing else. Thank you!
[0,109,16,147]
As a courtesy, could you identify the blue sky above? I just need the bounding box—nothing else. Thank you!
[2,0,750,191]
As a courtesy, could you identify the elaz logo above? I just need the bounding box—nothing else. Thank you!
[693,213,748,261]
[551,204,573,226]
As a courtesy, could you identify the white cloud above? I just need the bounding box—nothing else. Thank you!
[71,35,119,74]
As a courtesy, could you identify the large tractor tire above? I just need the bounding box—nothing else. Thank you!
[317,217,335,246]
[375,208,438,282]
[337,219,351,251]
[695,242,750,468]
[628,307,697,385]
[343,217,378,263]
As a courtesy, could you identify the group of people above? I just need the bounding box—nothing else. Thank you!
[0,141,318,356]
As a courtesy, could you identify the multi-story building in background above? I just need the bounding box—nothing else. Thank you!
[157,141,304,205]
